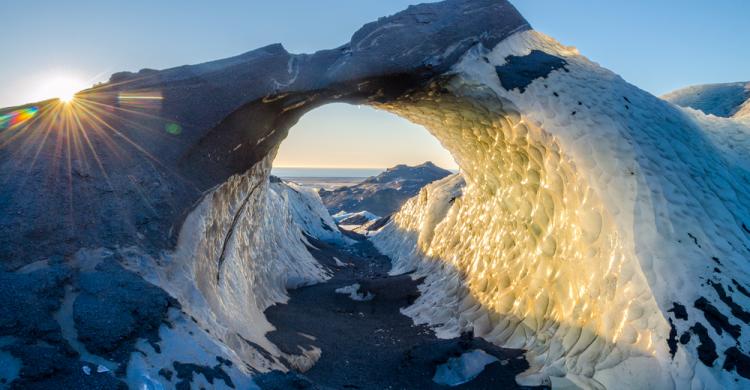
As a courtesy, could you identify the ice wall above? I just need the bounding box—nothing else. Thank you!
[270,179,347,244]
[373,30,750,389]
[123,154,332,374]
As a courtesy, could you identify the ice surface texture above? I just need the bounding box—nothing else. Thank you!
[663,81,750,118]
[373,30,750,389]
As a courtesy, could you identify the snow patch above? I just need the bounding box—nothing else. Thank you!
[333,210,380,223]
[53,284,119,372]
[335,283,375,302]
[126,308,257,390]
[432,349,498,386]
[332,257,351,267]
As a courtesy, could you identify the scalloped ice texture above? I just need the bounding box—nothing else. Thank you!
[662,81,750,119]
[669,82,750,119]
[372,30,750,389]
[121,153,332,375]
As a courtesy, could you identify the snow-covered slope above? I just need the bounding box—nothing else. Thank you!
[663,81,750,118]
[372,29,750,389]
[122,156,338,380]
[270,176,346,243]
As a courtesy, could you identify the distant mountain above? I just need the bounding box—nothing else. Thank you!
[318,162,452,216]
[334,210,380,226]
[662,81,750,118]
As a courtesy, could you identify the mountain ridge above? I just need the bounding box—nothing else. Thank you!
[318,161,452,216]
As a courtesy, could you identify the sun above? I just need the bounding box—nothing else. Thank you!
[35,75,87,103]
[59,90,75,103]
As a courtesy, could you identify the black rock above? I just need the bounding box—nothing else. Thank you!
[73,258,174,361]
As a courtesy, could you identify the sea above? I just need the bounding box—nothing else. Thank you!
[271,167,385,190]
[271,167,384,178]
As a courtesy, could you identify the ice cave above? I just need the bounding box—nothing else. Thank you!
[1,0,749,388]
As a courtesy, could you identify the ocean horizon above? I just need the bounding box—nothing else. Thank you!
[272,166,459,178]
[271,167,385,178]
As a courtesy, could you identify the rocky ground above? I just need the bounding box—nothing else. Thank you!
[256,232,542,389]
[0,233,542,390]
[0,252,176,389]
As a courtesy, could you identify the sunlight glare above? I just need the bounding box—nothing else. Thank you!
[36,75,87,103]
[59,90,75,103]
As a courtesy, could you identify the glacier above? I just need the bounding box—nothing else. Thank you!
[1,0,749,388]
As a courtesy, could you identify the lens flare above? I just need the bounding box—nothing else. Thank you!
[117,91,163,110]
[165,123,182,135]
[0,106,38,130]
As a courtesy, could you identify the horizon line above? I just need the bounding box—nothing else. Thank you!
[272,164,459,170]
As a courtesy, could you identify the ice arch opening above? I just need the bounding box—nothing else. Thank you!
[159,58,663,388]
[272,102,457,172]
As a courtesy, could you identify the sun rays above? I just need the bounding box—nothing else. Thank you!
[28,74,90,104]
[0,85,196,224]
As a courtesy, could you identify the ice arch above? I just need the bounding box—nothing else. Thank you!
[2,0,750,388]
[163,29,750,387]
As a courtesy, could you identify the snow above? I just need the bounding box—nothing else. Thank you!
[54,284,119,372]
[332,210,380,223]
[432,349,498,386]
[334,210,383,234]
[372,29,750,389]
[335,283,375,302]
[333,257,351,267]
[662,81,750,118]
[125,308,257,390]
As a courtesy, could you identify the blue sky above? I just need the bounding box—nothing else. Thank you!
[2,0,747,168]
